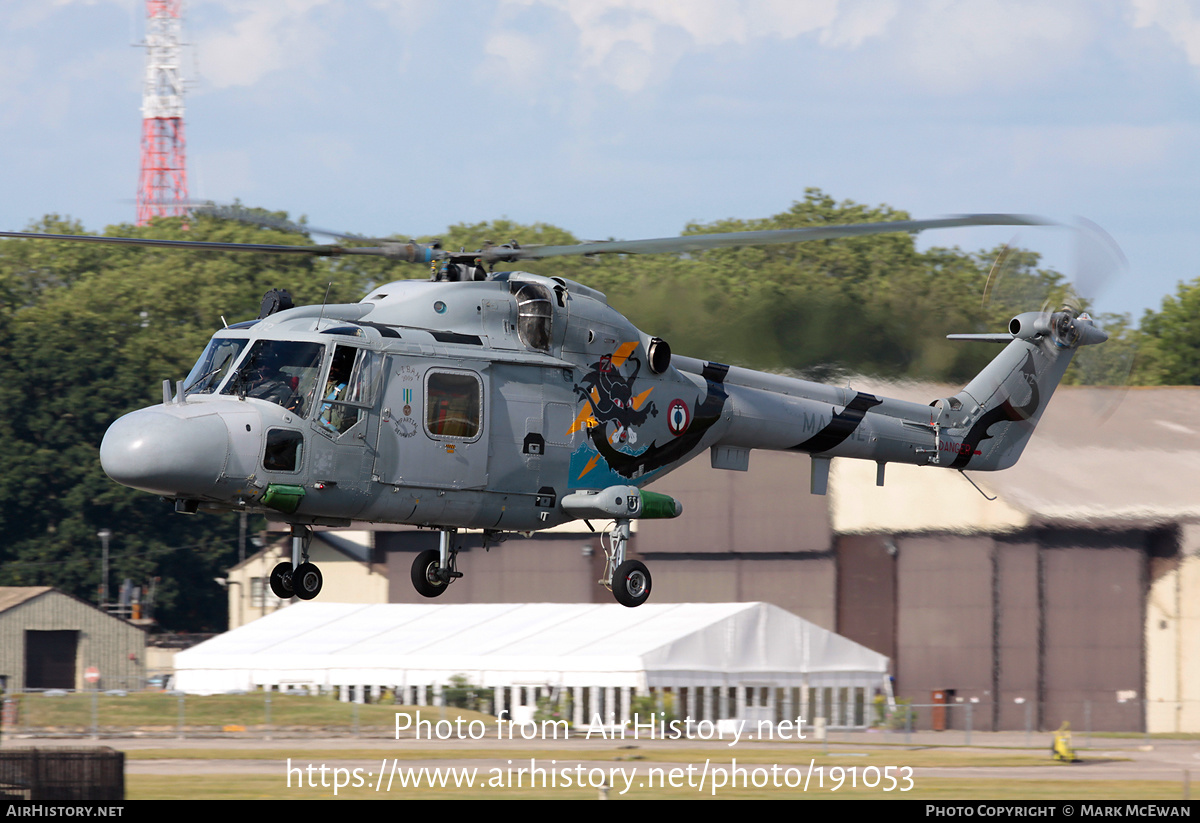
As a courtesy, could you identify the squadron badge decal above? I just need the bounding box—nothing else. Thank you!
[566,345,728,486]
[573,349,659,445]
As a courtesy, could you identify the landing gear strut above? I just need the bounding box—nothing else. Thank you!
[411,529,463,598]
[271,525,324,600]
[602,519,652,607]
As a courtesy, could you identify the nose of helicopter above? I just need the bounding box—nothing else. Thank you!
[100,408,228,496]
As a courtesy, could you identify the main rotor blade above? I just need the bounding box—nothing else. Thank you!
[495,214,1056,262]
[0,231,436,262]
[190,204,392,245]
[0,230,347,256]
[2,213,1055,266]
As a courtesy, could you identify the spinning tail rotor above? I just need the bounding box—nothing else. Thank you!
[975,219,1135,419]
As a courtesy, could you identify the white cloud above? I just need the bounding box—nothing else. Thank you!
[483,0,1106,96]
[535,0,842,53]
[191,1,336,89]
[818,0,896,49]
[889,0,1089,94]
[481,30,549,88]
[486,0,845,93]
[1130,0,1200,65]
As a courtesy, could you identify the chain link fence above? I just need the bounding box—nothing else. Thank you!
[860,699,1152,747]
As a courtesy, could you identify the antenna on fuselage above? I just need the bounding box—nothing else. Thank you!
[315,281,333,329]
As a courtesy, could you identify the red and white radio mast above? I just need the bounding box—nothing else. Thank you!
[136,0,188,226]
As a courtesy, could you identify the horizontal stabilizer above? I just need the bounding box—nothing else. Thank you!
[946,333,1013,343]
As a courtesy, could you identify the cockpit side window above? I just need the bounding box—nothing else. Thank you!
[343,348,383,405]
[318,346,382,436]
[222,340,324,417]
[183,337,248,396]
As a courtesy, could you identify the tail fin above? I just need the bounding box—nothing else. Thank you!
[937,308,1107,470]
[939,338,1073,471]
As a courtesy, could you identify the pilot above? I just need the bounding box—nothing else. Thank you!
[246,351,304,413]
[319,381,349,433]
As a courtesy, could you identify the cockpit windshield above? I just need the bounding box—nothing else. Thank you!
[221,340,325,417]
[183,337,248,397]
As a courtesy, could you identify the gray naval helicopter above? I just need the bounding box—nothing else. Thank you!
[1,213,1110,606]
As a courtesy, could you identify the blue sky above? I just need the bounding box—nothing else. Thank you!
[1,0,1197,320]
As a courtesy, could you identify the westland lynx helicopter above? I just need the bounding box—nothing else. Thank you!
[1,212,1110,606]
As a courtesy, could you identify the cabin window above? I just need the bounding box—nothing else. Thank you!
[425,371,482,440]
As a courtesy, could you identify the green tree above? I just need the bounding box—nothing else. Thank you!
[0,211,371,631]
[1140,277,1200,385]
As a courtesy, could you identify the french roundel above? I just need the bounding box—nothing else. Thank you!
[667,399,690,436]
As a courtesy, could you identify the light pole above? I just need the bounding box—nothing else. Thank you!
[97,529,112,608]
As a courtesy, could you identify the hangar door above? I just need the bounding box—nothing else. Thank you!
[25,630,78,689]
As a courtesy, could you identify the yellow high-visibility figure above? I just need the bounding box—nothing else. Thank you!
[1052,721,1078,762]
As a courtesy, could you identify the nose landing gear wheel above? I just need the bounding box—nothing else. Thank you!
[613,559,652,607]
[269,562,294,599]
[292,562,323,600]
[411,549,449,598]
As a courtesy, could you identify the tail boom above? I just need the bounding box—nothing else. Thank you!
[695,335,1076,477]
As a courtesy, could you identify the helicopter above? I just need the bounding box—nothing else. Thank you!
[0,211,1109,607]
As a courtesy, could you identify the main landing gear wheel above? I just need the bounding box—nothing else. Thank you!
[411,549,449,598]
[269,562,294,599]
[613,559,652,607]
[292,562,323,600]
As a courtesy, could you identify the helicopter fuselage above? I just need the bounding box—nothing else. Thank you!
[97,267,1094,607]
[4,209,1105,606]
[99,270,1079,534]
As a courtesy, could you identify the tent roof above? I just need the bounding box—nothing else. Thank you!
[175,602,887,690]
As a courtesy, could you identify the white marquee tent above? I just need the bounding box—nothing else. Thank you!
[176,602,889,727]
